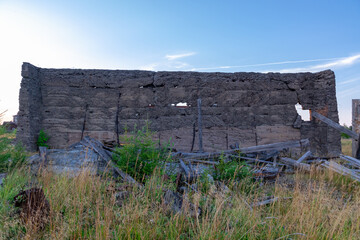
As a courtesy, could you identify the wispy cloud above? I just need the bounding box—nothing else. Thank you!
[139,61,190,71]
[275,54,360,73]
[189,57,344,71]
[337,87,360,97]
[165,52,196,61]
[339,76,360,85]
[187,54,360,73]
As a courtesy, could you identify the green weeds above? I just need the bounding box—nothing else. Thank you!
[112,124,171,183]
[0,126,27,173]
[36,129,49,148]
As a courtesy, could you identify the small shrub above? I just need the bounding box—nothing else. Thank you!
[0,125,6,135]
[341,125,352,139]
[36,130,49,148]
[213,155,252,183]
[0,135,28,173]
[112,123,171,183]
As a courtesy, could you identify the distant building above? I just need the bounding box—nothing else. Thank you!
[13,115,18,124]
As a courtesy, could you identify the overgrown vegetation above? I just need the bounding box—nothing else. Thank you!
[2,167,360,239]
[36,129,50,148]
[213,155,252,182]
[112,124,171,183]
[0,126,27,173]
[1,125,360,239]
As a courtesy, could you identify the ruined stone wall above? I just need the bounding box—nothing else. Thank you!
[17,62,341,156]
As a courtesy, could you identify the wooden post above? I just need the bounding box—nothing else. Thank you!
[190,121,196,152]
[197,98,203,152]
[81,104,89,140]
[39,146,47,167]
[115,93,121,146]
[353,99,360,158]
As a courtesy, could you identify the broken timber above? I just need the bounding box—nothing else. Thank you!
[172,139,309,159]
[297,151,312,163]
[321,161,360,182]
[339,154,360,169]
[280,157,311,172]
[81,136,143,188]
[311,111,359,139]
[179,159,195,183]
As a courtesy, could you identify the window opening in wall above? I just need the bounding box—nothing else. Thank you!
[171,102,188,108]
[295,103,310,121]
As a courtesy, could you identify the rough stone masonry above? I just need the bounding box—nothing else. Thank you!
[17,63,341,156]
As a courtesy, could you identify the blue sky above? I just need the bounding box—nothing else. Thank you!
[0,0,359,125]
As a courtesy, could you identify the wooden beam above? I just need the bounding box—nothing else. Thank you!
[80,104,89,140]
[172,139,309,159]
[185,159,219,165]
[179,159,194,182]
[321,161,360,182]
[280,157,311,171]
[81,137,143,188]
[297,151,312,163]
[197,98,203,152]
[115,93,121,146]
[240,139,309,154]
[190,121,196,152]
[311,111,359,139]
[339,154,360,169]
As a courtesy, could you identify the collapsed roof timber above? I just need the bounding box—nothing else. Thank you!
[17,63,341,157]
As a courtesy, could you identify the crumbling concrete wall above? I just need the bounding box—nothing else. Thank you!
[17,63,341,156]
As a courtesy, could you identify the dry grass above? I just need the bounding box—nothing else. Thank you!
[2,166,360,239]
[342,138,353,156]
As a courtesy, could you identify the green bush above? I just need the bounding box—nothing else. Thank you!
[213,156,252,183]
[36,129,49,148]
[112,124,171,183]
[341,125,352,139]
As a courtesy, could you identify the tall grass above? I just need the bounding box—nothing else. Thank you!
[0,126,28,173]
[2,167,360,239]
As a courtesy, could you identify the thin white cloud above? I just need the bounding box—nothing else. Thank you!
[339,77,360,85]
[188,54,360,72]
[189,57,344,71]
[165,52,196,61]
[276,54,360,73]
[139,61,190,71]
[139,63,159,71]
[337,88,360,97]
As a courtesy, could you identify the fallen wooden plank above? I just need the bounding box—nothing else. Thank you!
[252,197,279,207]
[81,137,143,188]
[240,139,309,154]
[185,159,219,165]
[172,139,309,159]
[245,158,286,166]
[297,151,312,163]
[280,157,311,171]
[312,111,359,139]
[179,159,194,182]
[321,161,360,182]
[339,154,360,169]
